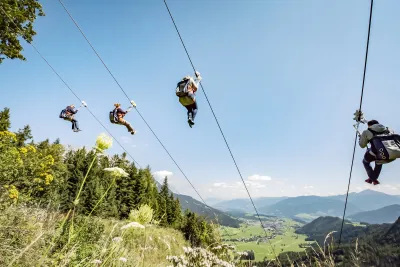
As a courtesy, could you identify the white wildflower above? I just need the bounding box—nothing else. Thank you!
[92,259,102,264]
[121,221,145,230]
[112,236,123,243]
[119,257,127,262]
[95,133,113,152]
[104,167,129,178]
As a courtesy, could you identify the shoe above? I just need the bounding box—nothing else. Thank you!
[365,178,373,184]
[188,119,195,127]
[373,180,380,185]
[131,130,136,135]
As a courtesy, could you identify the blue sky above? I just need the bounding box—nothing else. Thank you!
[2,0,400,200]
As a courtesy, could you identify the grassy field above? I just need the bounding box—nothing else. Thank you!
[222,218,314,261]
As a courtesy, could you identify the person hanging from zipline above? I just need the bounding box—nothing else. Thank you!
[59,101,87,132]
[175,71,202,128]
[354,110,400,185]
[110,101,136,135]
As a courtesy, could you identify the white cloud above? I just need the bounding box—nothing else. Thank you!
[304,185,314,189]
[153,170,173,181]
[244,181,266,189]
[213,182,227,188]
[120,136,132,144]
[213,181,266,189]
[383,184,400,191]
[248,174,272,181]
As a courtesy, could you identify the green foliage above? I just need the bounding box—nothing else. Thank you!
[181,210,220,247]
[0,0,44,63]
[157,177,182,228]
[0,107,11,130]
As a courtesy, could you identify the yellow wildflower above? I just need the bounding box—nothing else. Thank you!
[26,145,37,153]
[44,174,54,185]
[8,185,19,200]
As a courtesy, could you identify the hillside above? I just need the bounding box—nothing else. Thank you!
[213,197,288,212]
[176,194,241,227]
[348,204,400,224]
[154,180,239,227]
[260,196,362,218]
[380,217,400,245]
[295,216,365,244]
[327,189,400,211]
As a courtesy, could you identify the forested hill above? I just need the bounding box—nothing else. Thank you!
[176,194,240,228]
[155,180,240,227]
[296,216,400,247]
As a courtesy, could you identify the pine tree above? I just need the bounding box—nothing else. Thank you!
[115,155,138,218]
[158,177,171,226]
[15,125,33,147]
[0,107,11,131]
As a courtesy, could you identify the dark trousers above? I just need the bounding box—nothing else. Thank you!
[363,150,382,181]
[65,116,79,131]
[185,102,198,121]
[71,119,79,130]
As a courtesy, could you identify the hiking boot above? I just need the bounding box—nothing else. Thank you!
[372,180,380,185]
[365,178,373,184]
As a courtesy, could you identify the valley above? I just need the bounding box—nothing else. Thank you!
[221,214,314,260]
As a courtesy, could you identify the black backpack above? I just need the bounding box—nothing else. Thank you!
[109,109,118,124]
[59,108,67,119]
[176,78,190,97]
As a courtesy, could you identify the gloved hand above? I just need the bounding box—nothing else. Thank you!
[353,109,364,123]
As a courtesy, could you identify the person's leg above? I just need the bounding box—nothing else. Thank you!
[72,119,79,131]
[373,163,383,181]
[185,105,193,121]
[65,116,75,130]
[119,118,135,133]
[191,102,198,121]
[363,151,376,179]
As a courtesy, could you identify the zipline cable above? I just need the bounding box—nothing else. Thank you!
[338,0,374,245]
[57,0,210,209]
[162,0,279,260]
[0,6,141,169]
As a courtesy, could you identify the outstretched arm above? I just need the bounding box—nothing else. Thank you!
[67,107,78,114]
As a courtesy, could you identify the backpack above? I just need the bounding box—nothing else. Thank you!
[59,109,67,119]
[176,78,190,97]
[369,128,400,161]
[109,109,118,124]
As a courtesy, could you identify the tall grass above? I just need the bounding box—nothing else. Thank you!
[0,204,187,266]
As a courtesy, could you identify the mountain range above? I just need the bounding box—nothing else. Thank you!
[348,204,400,224]
[211,190,400,224]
